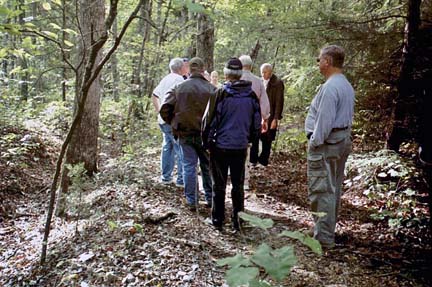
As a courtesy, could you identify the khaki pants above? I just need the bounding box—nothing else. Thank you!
[307,129,351,246]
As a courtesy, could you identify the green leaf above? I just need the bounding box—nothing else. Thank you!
[186,1,205,13]
[64,40,74,47]
[49,23,62,30]
[0,48,8,59]
[226,266,259,287]
[238,212,274,230]
[403,188,416,196]
[63,28,78,36]
[251,243,297,282]
[279,231,322,255]
[249,279,272,287]
[217,253,251,268]
[42,30,58,39]
[0,6,11,16]
[107,220,117,231]
[311,211,327,218]
[133,223,143,233]
[42,2,51,11]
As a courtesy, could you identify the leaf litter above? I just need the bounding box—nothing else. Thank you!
[1,126,431,286]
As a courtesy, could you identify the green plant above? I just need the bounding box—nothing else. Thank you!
[217,212,321,287]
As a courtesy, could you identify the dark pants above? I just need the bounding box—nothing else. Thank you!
[250,129,277,166]
[210,147,247,229]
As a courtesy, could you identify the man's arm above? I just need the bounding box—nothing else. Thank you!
[152,94,160,113]
[271,80,285,129]
[309,85,337,148]
[159,88,176,124]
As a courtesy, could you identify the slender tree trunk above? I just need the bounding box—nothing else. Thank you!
[61,0,68,102]
[249,39,261,73]
[387,0,421,151]
[57,0,105,217]
[17,0,29,101]
[111,18,120,102]
[196,12,214,72]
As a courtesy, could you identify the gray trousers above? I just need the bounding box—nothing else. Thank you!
[307,129,351,246]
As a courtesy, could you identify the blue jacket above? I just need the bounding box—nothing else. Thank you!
[203,80,261,150]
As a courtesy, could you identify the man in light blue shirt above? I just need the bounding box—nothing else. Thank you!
[305,45,355,249]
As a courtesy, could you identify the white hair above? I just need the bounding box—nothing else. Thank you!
[223,68,243,80]
[260,63,272,72]
[239,55,253,69]
[169,58,185,73]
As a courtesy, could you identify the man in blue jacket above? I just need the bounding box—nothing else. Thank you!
[203,58,261,231]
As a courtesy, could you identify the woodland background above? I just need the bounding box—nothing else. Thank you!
[1,0,432,286]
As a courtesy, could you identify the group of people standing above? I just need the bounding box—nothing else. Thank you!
[152,45,355,250]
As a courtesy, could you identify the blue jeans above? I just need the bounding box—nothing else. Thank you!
[179,135,212,206]
[159,123,183,185]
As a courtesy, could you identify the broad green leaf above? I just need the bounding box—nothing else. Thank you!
[63,28,78,36]
[2,24,21,35]
[0,6,11,16]
[251,243,297,282]
[52,0,62,5]
[24,23,36,28]
[311,211,327,218]
[0,48,8,59]
[42,30,58,39]
[279,231,322,255]
[249,279,272,287]
[216,253,251,268]
[238,212,274,230]
[226,266,259,287]
[64,40,74,47]
[42,2,51,11]
[49,22,62,30]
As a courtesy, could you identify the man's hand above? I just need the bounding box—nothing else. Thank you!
[270,119,278,130]
[261,119,268,133]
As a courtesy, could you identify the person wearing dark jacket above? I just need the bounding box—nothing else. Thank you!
[160,57,215,211]
[203,58,261,231]
[250,63,284,166]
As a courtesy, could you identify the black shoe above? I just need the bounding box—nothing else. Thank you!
[213,224,223,231]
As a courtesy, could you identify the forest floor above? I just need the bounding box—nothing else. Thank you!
[1,123,432,287]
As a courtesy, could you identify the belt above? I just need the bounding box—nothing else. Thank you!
[331,126,348,132]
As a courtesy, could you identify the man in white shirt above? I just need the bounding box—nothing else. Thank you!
[152,58,188,186]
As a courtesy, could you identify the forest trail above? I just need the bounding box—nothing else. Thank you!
[1,126,432,286]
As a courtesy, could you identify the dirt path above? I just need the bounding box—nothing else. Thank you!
[1,137,431,286]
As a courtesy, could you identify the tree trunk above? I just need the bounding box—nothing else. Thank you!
[196,12,214,72]
[249,39,262,73]
[56,0,105,216]
[387,0,421,151]
[111,18,120,102]
[61,0,68,102]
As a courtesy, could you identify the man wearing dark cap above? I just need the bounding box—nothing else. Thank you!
[160,57,215,211]
[203,58,261,231]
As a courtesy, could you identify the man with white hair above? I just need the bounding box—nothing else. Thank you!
[239,55,270,127]
[152,57,188,186]
[257,63,284,166]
